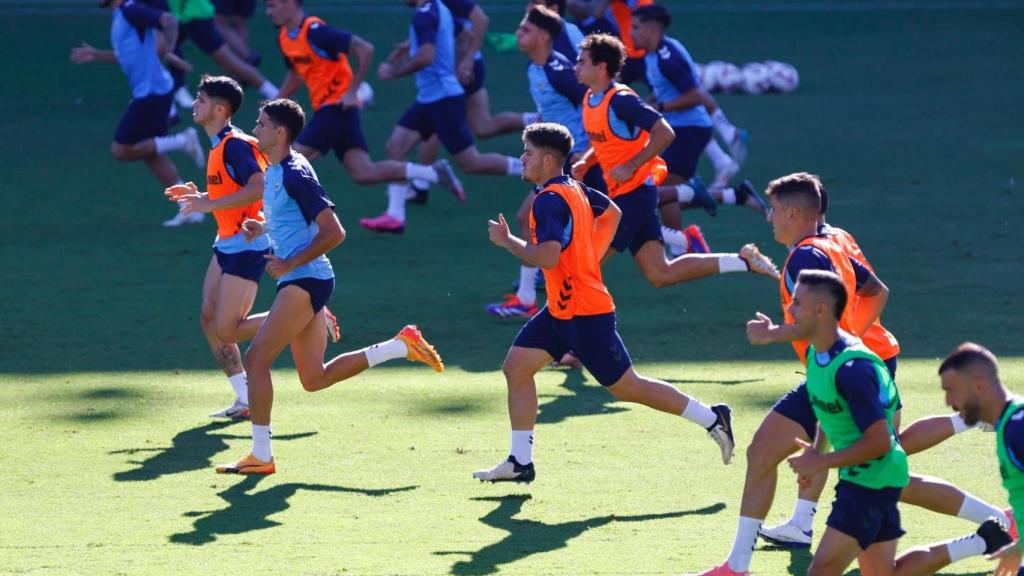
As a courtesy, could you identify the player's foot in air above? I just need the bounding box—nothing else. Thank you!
[324,306,341,343]
[183,126,205,168]
[485,294,538,319]
[359,213,405,234]
[433,159,465,202]
[472,455,536,483]
[209,399,250,419]
[396,324,444,372]
[739,243,780,280]
[687,563,748,576]
[706,404,735,465]
[683,225,710,254]
[759,520,812,548]
[734,180,768,214]
[162,210,205,227]
[688,176,718,216]
[215,452,276,475]
[729,128,749,167]
[408,181,429,205]
[712,157,739,190]
[977,516,1015,557]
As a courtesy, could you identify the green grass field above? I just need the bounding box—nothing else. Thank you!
[2,1,1023,574]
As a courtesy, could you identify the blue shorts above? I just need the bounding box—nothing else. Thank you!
[399,95,474,155]
[277,277,334,314]
[180,18,225,54]
[296,104,369,161]
[827,481,905,550]
[512,307,631,386]
[773,356,901,441]
[214,248,269,283]
[663,126,712,179]
[610,184,662,255]
[461,58,486,96]
[213,0,254,17]
[114,92,173,145]
[619,56,646,86]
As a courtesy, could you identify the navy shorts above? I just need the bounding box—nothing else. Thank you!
[827,481,905,550]
[461,58,486,96]
[180,18,225,54]
[610,183,662,255]
[663,126,712,179]
[296,104,369,161]
[773,356,901,441]
[214,248,269,283]
[398,95,474,155]
[619,56,646,86]
[213,0,254,17]
[114,92,173,145]
[277,277,334,314]
[513,307,632,386]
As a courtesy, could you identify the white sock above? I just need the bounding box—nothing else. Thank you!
[258,80,279,99]
[228,372,248,404]
[405,163,438,183]
[950,413,972,434]
[957,494,1010,526]
[704,138,732,170]
[252,424,272,462]
[681,397,718,429]
[720,187,737,204]
[675,183,695,203]
[510,429,534,464]
[386,183,408,221]
[507,157,524,176]
[516,266,538,305]
[410,178,430,191]
[661,226,689,254]
[718,254,748,274]
[712,108,737,143]
[726,516,763,573]
[945,533,987,562]
[363,338,409,367]
[790,498,817,532]
[522,112,541,125]
[154,132,187,153]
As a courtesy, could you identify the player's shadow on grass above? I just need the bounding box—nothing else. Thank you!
[110,421,317,482]
[760,543,813,576]
[434,495,725,575]
[169,475,418,545]
[535,369,628,425]
[660,377,765,386]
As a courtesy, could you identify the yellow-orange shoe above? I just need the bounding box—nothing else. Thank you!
[396,325,444,373]
[215,452,276,475]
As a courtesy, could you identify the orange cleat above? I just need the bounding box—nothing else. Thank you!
[215,452,276,475]
[396,325,444,373]
[324,306,342,343]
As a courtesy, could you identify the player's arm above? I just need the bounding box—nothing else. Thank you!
[589,188,621,260]
[607,93,675,184]
[156,11,179,58]
[277,70,302,99]
[345,35,374,106]
[656,51,702,112]
[568,0,610,18]
[850,260,889,336]
[379,10,437,80]
[458,4,488,82]
[748,247,832,345]
[70,42,118,64]
[307,24,369,107]
[279,207,345,269]
[571,146,597,179]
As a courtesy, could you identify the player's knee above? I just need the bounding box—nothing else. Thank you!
[384,139,406,160]
[607,380,637,403]
[501,357,532,388]
[243,347,271,373]
[110,143,132,162]
[348,167,376,185]
[214,323,239,344]
[645,270,671,288]
[746,429,782,473]
[298,373,326,392]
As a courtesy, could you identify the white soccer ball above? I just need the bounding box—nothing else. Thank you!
[741,62,772,95]
[716,62,745,93]
[765,60,800,93]
[700,60,724,91]
[356,81,375,108]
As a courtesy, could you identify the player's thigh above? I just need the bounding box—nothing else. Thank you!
[289,308,329,385]
[809,527,863,576]
[385,124,424,159]
[748,409,812,468]
[466,86,491,127]
[246,285,314,367]
[201,254,223,321]
[215,273,260,336]
[504,346,556,380]
[858,539,898,576]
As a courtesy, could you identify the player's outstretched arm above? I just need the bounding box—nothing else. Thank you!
[69,42,117,65]
[276,70,302,100]
[167,174,265,214]
[746,311,800,345]
[593,199,621,260]
[788,419,890,478]
[240,218,266,242]
[379,43,434,81]
[344,36,375,108]
[851,271,889,336]
[487,213,560,269]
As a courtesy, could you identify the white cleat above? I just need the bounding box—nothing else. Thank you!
[182,127,205,168]
[472,456,536,483]
[739,243,780,281]
[162,209,205,227]
[760,520,813,548]
[209,400,250,419]
[712,157,739,189]
[707,404,735,465]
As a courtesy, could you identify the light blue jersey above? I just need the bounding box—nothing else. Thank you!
[644,36,711,128]
[528,51,588,153]
[410,0,464,104]
[262,152,335,283]
[111,0,173,99]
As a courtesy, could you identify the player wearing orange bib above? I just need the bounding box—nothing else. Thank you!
[472,123,735,483]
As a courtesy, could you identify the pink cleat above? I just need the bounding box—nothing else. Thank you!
[359,213,405,234]
[684,563,748,576]
[683,224,711,254]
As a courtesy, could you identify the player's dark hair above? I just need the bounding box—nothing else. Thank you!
[633,4,671,28]
[796,270,847,321]
[819,182,830,215]
[198,75,244,116]
[260,98,305,143]
[579,33,626,79]
[527,5,563,40]
[542,0,567,17]
[939,343,1000,378]
[765,172,822,215]
[523,122,573,161]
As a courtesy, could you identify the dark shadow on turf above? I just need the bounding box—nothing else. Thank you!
[110,421,317,482]
[434,495,725,575]
[169,476,418,545]
[760,543,813,576]
[535,369,628,425]
[661,377,766,386]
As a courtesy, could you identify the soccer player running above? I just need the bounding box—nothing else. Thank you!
[571,33,778,288]
[360,0,524,235]
[214,99,445,475]
[264,0,462,197]
[473,122,735,483]
[71,0,206,226]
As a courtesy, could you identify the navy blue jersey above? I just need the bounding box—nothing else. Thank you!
[532,175,610,249]
[784,243,873,297]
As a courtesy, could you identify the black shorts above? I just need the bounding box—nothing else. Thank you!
[610,184,662,255]
[663,125,712,180]
[827,480,905,550]
[461,58,486,96]
[114,92,173,145]
[277,277,334,314]
[214,248,269,283]
[512,307,631,386]
[180,18,225,54]
[295,104,369,161]
[213,0,254,18]
[398,95,474,155]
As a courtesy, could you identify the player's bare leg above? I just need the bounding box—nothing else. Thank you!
[293,142,321,161]
[466,87,525,139]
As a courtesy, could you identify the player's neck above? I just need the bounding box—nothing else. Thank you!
[984,387,1011,426]
[809,325,840,357]
[267,144,290,165]
[285,10,305,31]
[535,168,564,186]
[589,77,614,94]
[203,118,230,139]
[528,44,552,66]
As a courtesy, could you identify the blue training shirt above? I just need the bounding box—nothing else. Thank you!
[262,151,336,283]
[532,175,611,250]
[644,36,711,128]
[586,87,662,141]
[410,0,464,103]
[210,125,271,254]
[442,0,482,62]
[554,21,584,61]
[528,51,588,153]
[111,0,173,98]
[783,240,873,298]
